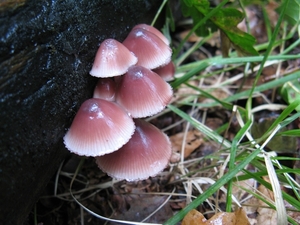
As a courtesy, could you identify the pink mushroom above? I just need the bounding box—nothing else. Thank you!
[132,24,170,45]
[122,28,171,69]
[153,61,175,82]
[93,78,116,101]
[63,98,135,157]
[89,39,137,78]
[116,65,173,118]
[65,24,174,182]
[95,119,172,181]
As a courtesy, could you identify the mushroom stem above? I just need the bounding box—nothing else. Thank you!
[93,78,116,101]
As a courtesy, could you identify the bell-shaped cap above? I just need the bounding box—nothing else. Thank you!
[132,24,170,45]
[90,39,137,78]
[95,119,172,181]
[116,65,173,118]
[122,28,171,69]
[153,61,175,82]
[93,78,116,101]
[63,98,135,156]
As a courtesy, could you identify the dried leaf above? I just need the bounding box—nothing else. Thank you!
[209,212,236,225]
[182,209,206,225]
[182,208,250,225]
[170,129,203,158]
[235,208,251,225]
[257,182,277,224]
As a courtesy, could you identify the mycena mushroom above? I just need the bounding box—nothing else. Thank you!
[93,78,116,101]
[64,24,174,181]
[116,65,173,118]
[95,119,172,181]
[89,38,137,78]
[63,98,135,157]
[123,28,171,69]
[132,23,170,45]
[153,61,175,82]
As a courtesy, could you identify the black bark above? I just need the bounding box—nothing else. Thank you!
[0,1,161,224]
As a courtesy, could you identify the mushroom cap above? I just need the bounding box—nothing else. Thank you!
[153,61,175,82]
[122,28,171,69]
[93,78,116,101]
[63,98,135,157]
[133,24,170,45]
[89,39,138,78]
[116,65,173,118]
[95,119,172,181]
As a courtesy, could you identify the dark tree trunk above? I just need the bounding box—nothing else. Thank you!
[0,1,161,224]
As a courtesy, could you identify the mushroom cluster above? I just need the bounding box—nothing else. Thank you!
[64,24,175,181]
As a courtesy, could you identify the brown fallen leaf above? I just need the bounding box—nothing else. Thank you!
[182,209,206,225]
[182,208,250,225]
[235,207,251,225]
[257,178,277,225]
[170,129,203,159]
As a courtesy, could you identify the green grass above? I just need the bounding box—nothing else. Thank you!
[161,0,300,225]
